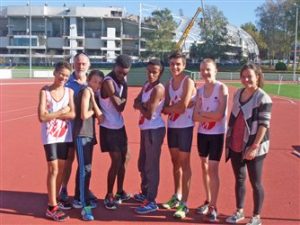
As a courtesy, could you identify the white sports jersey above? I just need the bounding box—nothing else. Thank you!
[197,81,227,134]
[138,82,165,130]
[99,76,124,129]
[167,76,195,128]
[41,87,73,144]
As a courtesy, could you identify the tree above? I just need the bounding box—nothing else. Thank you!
[241,22,268,59]
[256,0,299,65]
[143,8,177,60]
[190,5,229,61]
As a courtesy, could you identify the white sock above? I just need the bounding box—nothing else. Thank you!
[176,193,182,201]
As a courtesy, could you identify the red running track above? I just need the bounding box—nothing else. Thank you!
[0,79,299,224]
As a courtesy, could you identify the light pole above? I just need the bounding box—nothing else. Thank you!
[28,0,32,78]
[293,4,298,82]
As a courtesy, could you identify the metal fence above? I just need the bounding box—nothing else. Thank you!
[2,69,300,86]
[185,71,300,82]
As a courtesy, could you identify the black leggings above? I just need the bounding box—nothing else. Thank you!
[230,150,266,215]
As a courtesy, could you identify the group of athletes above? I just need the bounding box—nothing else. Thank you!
[38,51,272,225]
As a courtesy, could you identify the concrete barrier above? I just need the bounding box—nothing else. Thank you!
[0,69,12,79]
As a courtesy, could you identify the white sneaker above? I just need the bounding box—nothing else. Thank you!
[246,215,262,225]
[226,210,245,223]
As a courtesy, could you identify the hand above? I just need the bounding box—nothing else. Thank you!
[96,114,104,125]
[187,99,195,108]
[133,98,141,110]
[244,145,259,160]
[60,106,70,114]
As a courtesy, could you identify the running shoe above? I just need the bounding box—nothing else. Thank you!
[196,200,210,215]
[46,205,69,221]
[115,191,131,204]
[226,210,245,223]
[246,215,262,225]
[57,200,72,210]
[87,190,98,202]
[135,200,159,214]
[133,193,146,202]
[173,202,189,219]
[81,206,94,221]
[207,206,218,222]
[58,187,69,202]
[72,199,97,209]
[104,195,117,210]
[161,195,180,209]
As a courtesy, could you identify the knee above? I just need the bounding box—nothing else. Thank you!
[48,166,59,177]
[251,181,263,192]
[201,159,209,171]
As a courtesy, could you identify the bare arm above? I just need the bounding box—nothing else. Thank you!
[58,88,75,120]
[193,91,202,122]
[163,78,195,114]
[139,85,164,120]
[199,84,228,122]
[81,87,104,123]
[81,88,94,120]
[38,88,72,122]
[102,79,127,112]
[133,87,144,110]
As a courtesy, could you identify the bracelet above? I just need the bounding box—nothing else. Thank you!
[252,143,260,148]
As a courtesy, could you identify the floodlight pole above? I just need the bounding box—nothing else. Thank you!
[29,0,32,78]
[293,5,298,82]
[138,3,142,58]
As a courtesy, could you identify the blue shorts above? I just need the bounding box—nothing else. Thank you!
[197,133,224,161]
[167,127,194,152]
[43,142,69,162]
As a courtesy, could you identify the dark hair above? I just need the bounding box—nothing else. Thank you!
[147,58,165,75]
[115,54,132,68]
[54,61,72,72]
[87,69,104,81]
[240,63,264,88]
[168,50,186,65]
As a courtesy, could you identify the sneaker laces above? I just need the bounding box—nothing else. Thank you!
[141,199,149,207]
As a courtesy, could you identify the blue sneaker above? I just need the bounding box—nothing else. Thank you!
[81,206,94,221]
[72,199,97,209]
[87,190,98,202]
[59,187,69,202]
[135,201,158,214]
[133,193,146,202]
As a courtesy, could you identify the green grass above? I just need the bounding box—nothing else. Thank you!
[226,83,300,99]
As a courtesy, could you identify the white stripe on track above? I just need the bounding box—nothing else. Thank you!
[0,113,37,123]
[0,106,36,114]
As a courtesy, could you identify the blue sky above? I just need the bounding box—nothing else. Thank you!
[1,0,264,27]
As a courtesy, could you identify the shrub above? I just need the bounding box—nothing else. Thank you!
[275,62,287,71]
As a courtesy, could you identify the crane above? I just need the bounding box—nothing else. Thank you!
[175,7,202,51]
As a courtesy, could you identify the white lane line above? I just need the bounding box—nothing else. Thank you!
[0,82,49,86]
[0,106,36,114]
[0,113,37,123]
[272,96,297,104]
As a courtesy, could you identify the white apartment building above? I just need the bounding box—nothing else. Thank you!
[0,5,145,65]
